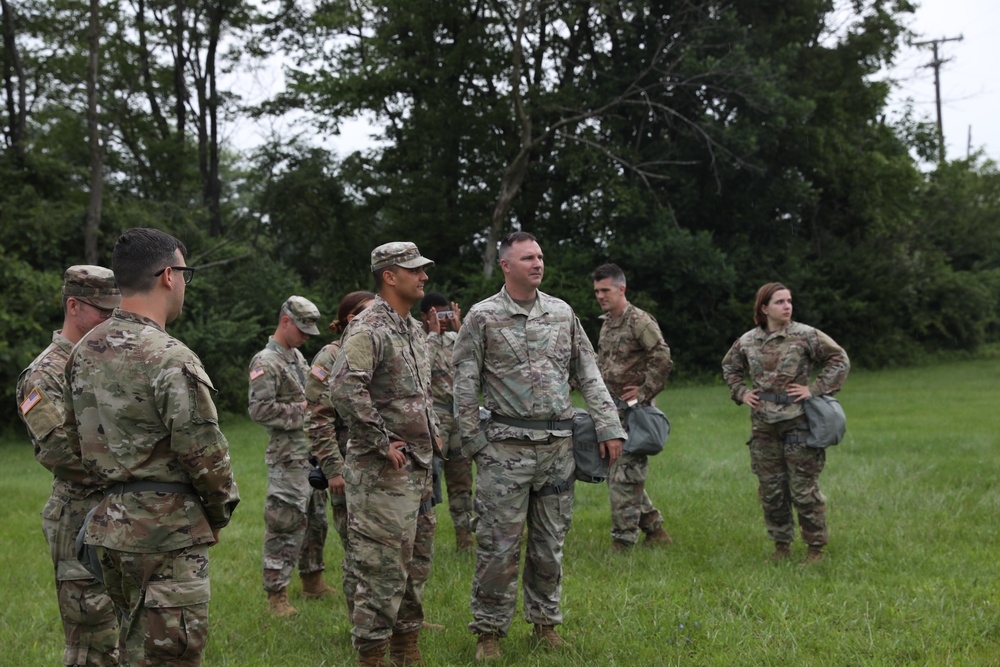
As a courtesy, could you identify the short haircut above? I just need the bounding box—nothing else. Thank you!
[112,228,186,296]
[498,231,538,261]
[330,291,376,334]
[753,282,789,328]
[373,266,396,291]
[420,291,450,313]
[591,263,626,286]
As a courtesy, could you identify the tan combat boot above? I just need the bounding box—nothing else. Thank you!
[358,640,389,667]
[769,542,792,562]
[267,588,299,617]
[475,633,501,661]
[300,571,337,599]
[800,545,824,564]
[388,630,422,666]
[643,526,674,546]
[532,624,569,649]
[455,528,474,553]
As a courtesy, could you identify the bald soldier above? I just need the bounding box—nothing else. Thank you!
[249,296,336,616]
[16,266,122,666]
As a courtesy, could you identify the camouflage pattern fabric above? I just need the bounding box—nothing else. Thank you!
[748,416,828,545]
[453,287,625,636]
[330,296,438,651]
[468,437,575,637]
[306,340,357,604]
[427,329,474,534]
[435,408,474,534]
[722,321,849,546]
[453,287,625,457]
[596,302,672,405]
[248,337,313,464]
[249,336,329,591]
[261,460,330,591]
[16,332,120,666]
[721,321,850,424]
[597,303,671,545]
[64,309,239,664]
[97,544,210,667]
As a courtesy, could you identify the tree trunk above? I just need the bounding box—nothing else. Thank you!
[1,0,26,160]
[84,0,103,264]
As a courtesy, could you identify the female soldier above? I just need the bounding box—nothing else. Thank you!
[305,290,374,611]
[722,283,850,563]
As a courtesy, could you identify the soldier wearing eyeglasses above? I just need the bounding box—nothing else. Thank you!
[63,228,240,665]
[16,265,122,666]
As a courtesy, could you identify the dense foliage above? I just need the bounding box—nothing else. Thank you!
[3,0,998,429]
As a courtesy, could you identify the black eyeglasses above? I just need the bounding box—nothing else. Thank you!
[79,301,115,319]
[153,266,196,284]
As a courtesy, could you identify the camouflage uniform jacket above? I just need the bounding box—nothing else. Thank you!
[330,296,438,467]
[17,331,104,500]
[305,340,347,480]
[427,330,458,409]
[453,286,626,458]
[722,320,850,424]
[66,309,240,552]
[248,337,311,465]
[596,302,672,406]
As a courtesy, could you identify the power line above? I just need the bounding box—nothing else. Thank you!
[911,35,963,161]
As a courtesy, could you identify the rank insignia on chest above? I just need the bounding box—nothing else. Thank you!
[310,365,329,382]
[20,388,42,415]
[249,367,265,381]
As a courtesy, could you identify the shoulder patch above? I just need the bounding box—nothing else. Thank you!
[249,366,265,381]
[20,388,42,415]
[310,365,329,382]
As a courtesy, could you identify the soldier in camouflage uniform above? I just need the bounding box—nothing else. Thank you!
[330,242,439,667]
[305,290,375,614]
[453,232,626,661]
[420,291,475,552]
[16,266,122,667]
[65,228,240,665]
[249,295,335,616]
[722,282,850,564]
[592,263,674,551]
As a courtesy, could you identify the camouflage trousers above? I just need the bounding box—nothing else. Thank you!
[97,543,210,667]
[608,451,664,545]
[345,453,435,651]
[469,437,575,638]
[433,408,475,534]
[329,489,358,610]
[41,490,120,666]
[263,459,329,591]
[748,416,828,546]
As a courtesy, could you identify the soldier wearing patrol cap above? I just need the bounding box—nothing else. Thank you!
[331,242,441,666]
[16,265,122,666]
[249,295,336,616]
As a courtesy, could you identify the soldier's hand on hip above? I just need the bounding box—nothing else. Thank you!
[787,383,812,402]
[743,389,761,409]
[601,438,623,464]
[387,441,408,470]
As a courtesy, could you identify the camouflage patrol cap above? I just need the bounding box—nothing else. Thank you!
[281,295,321,335]
[371,242,434,273]
[62,265,121,309]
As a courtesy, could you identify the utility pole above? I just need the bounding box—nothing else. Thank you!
[911,35,963,162]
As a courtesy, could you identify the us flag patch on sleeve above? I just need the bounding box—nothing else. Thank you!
[20,389,42,415]
[249,367,265,381]
[310,365,329,382]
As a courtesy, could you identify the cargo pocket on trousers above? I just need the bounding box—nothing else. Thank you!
[144,577,211,663]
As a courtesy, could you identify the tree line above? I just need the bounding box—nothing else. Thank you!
[3,0,999,428]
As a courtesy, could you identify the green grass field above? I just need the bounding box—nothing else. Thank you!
[3,359,999,666]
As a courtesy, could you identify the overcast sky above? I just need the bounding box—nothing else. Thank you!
[885,0,999,162]
[226,1,999,164]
